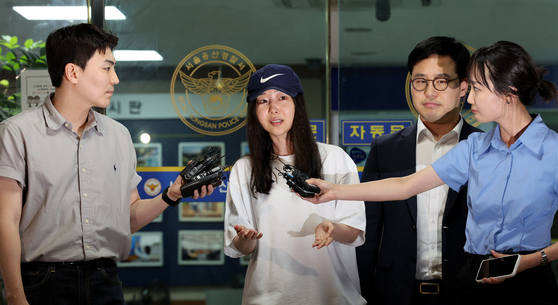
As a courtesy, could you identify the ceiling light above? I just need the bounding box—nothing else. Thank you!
[114,50,163,61]
[140,133,151,144]
[13,6,126,20]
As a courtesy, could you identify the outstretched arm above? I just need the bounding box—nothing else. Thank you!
[306,166,444,204]
[129,175,213,233]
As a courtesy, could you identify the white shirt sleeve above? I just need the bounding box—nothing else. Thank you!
[322,144,366,247]
[224,157,256,258]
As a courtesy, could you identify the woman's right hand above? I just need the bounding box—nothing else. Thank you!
[234,225,263,241]
[233,225,263,255]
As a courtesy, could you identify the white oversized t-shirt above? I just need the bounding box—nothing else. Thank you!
[225,143,366,305]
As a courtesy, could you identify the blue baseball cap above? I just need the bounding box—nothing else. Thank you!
[246,64,304,102]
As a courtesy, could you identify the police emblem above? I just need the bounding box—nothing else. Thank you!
[404,44,480,127]
[144,178,162,197]
[170,45,256,136]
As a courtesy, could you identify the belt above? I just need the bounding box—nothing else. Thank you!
[22,258,115,267]
[466,250,537,266]
[414,280,441,295]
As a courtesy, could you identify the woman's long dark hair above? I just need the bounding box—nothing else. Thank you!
[246,93,323,198]
[467,41,558,106]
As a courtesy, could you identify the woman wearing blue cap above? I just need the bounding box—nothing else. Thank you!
[224,64,366,304]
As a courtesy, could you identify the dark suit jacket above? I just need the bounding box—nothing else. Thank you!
[356,118,482,305]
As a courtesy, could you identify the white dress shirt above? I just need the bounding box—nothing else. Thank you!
[415,116,463,280]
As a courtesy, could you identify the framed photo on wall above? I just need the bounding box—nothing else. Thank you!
[178,142,225,167]
[117,231,163,267]
[178,230,224,265]
[134,143,162,167]
[179,201,225,222]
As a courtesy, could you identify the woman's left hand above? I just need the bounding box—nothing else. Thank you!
[481,250,524,284]
[480,250,508,284]
[313,220,334,249]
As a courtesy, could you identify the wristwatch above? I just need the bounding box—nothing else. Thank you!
[539,249,549,266]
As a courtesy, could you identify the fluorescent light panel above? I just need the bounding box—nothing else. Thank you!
[114,50,163,61]
[13,6,126,20]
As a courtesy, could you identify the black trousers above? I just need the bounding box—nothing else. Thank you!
[455,253,558,305]
[21,258,125,305]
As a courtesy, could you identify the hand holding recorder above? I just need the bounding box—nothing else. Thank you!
[179,146,228,199]
[275,164,320,198]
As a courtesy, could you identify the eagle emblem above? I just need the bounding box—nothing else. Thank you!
[145,182,159,192]
[171,45,255,136]
[179,70,251,115]
[143,178,162,197]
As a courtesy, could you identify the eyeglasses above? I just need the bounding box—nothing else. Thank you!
[411,77,459,91]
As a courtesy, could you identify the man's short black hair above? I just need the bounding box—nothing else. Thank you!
[46,23,119,87]
[407,36,470,80]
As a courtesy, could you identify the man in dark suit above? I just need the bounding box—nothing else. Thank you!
[356,37,483,305]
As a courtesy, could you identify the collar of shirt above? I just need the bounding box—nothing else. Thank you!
[479,114,547,155]
[42,93,102,134]
[416,114,463,144]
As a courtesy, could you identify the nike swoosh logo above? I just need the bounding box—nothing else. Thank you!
[260,74,284,83]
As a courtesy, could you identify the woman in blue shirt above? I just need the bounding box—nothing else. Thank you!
[307,41,558,304]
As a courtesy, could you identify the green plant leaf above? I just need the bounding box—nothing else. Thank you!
[0,37,17,48]
[31,40,45,49]
[24,39,33,49]
[28,52,39,63]
[20,49,31,59]
[0,79,8,87]
[6,51,16,61]
[0,35,48,81]
[0,108,11,121]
